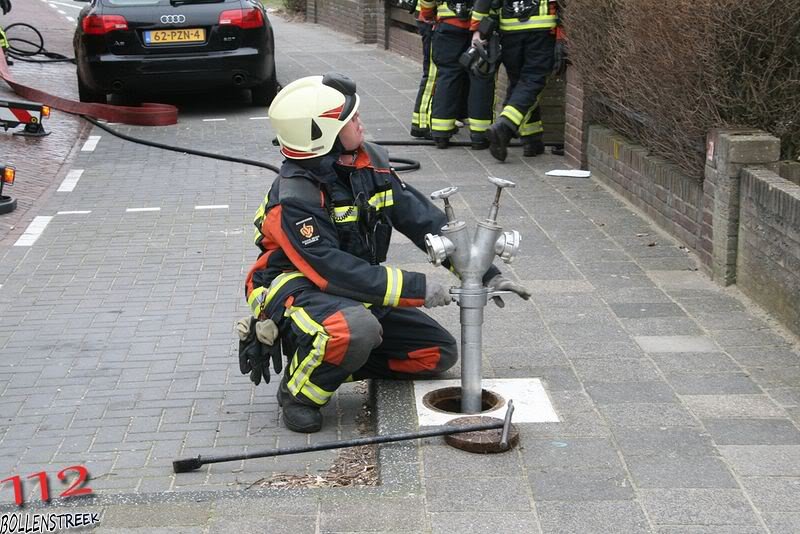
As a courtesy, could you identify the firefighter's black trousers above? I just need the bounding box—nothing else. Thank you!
[499,29,555,139]
[430,22,495,139]
[279,287,458,407]
[412,20,435,132]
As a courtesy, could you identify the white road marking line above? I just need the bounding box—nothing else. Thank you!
[81,136,101,152]
[66,16,75,22]
[48,3,58,8]
[14,216,53,247]
[57,210,91,215]
[249,116,269,120]
[202,118,226,122]
[57,10,66,15]
[57,169,84,192]
[49,1,83,9]
[126,207,161,212]
[195,205,229,210]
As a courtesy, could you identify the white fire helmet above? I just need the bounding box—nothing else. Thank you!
[268,73,360,160]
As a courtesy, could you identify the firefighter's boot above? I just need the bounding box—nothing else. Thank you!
[523,136,545,157]
[410,126,431,139]
[471,132,489,151]
[487,118,515,162]
[433,136,450,149]
[277,374,323,433]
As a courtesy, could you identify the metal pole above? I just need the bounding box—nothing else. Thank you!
[173,402,514,473]
[460,300,484,414]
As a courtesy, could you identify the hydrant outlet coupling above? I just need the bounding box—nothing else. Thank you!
[495,230,521,264]
[425,233,455,266]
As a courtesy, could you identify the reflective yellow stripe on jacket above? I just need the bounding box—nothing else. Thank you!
[499,1,556,32]
[247,271,306,318]
[382,266,404,306]
[369,189,394,210]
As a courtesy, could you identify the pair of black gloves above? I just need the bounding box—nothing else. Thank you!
[236,316,283,386]
[1,0,11,16]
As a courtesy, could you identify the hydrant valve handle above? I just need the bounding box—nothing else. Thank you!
[430,186,458,200]
[487,176,515,189]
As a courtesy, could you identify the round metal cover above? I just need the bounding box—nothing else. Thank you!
[444,416,519,454]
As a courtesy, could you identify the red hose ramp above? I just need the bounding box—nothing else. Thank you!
[0,48,178,126]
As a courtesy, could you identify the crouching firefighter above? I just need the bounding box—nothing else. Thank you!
[239,73,529,433]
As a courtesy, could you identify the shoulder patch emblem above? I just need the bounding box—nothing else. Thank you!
[295,216,320,246]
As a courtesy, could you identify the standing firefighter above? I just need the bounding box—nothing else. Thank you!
[420,0,494,149]
[240,73,527,433]
[472,0,561,161]
[409,0,436,139]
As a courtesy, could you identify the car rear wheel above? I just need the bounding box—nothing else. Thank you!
[251,74,278,107]
[78,74,107,104]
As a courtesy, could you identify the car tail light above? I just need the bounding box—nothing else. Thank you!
[82,15,129,35]
[218,8,265,29]
[2,166,15,186]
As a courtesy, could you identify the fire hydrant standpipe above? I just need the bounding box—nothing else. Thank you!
[425,177,521,414]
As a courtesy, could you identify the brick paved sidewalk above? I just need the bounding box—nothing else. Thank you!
[0,0,88,244]
[1,10,800,534]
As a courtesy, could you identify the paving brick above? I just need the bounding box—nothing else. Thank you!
[585,381,678,404]
[425,477,532,512]
[640,489,760,527]
[529,468,635,501]
[703,419,800,445]
[718,445,800,476]
[537,501,650,534]
[665,373,762,395]
[626,455,737,489]
[429,513,539,534]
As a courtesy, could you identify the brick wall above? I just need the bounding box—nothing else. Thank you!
[307,0,380,43]
[781,161,800,186]
[564,66,587,169]
[586,126,712,267]
[737,168,800,337]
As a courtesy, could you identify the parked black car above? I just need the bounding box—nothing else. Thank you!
[73,0,277,105]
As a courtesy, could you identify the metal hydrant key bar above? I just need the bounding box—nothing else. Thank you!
[424,176,521,414]
[173,401,516,472]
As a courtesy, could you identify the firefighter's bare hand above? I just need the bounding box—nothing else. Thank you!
[471,31,484,46]
[424,281,452,308]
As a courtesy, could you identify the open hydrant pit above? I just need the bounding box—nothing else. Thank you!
[423,386,504,414]
[423,387,519,453]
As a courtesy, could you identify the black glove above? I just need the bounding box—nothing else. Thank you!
[1,0,11,15]
[237,317,282,386]
[553,39,567,76]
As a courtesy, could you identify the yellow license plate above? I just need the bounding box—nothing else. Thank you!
[145,28,205,45]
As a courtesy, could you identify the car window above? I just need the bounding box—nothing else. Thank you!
[102,0,226,5]
[103,0,161,5]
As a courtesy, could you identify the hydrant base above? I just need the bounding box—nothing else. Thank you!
[444,416,519,454]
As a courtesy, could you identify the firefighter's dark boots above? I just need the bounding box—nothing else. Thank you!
[434,136,450,149]
[410,126,432,139]
[471,133,489,151]
[487,118,515,162]
[277,374,323,433]
[523,136,545,157]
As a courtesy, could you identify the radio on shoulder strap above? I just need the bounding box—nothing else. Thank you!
[503,0,537,21]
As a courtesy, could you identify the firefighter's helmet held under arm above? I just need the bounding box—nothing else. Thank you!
[268,73,360,160]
